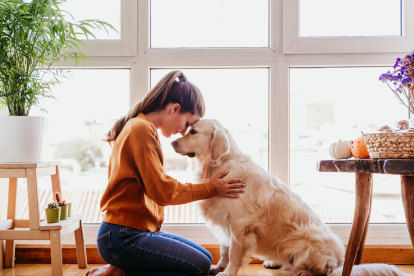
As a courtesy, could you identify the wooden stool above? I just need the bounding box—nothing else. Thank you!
[0,162,87,276]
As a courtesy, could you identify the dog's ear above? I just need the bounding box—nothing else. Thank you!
[210,127,230,161]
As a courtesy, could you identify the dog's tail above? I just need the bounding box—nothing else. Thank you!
[331,264,410,276]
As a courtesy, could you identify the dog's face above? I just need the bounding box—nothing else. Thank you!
[171,119,230,161]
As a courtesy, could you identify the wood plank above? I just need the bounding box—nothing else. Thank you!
[0,230,49,240]
[0,162,61,169]
[7,178,17,224]
[50,230,63,276]
[74,221,87,269]
[318,159,414,175]
[13,244,414,265]
[50,166,61,199]
[5,177,17,268]
[60,221,80,238]
[385,159,414,175]
[342,173,373,276]
[4,240,15,268]
[0,220,12,231]
[36,167,56,178]
[334,160,380,173]
[0,169,26,178]
[14,220,30,229]
[401,176,414,248]
[0,240,4,270]
[40,214,85,231]
[1,264,414,276]
[26,168,40,230]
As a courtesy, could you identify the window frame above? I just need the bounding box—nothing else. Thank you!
[12,0,414,246]
[283,0,414,54]
[76,0,137,56]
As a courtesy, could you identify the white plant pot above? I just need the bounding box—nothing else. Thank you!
[0,116,46,163]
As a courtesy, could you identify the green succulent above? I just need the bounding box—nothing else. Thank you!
[47,202,59,209]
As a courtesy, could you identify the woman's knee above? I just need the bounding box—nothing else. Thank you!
[192,253,211,276]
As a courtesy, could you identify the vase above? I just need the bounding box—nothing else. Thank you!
[45,207,61,223]
[410,117,414,128]
[0,116,46,162]
[60,205,68,220]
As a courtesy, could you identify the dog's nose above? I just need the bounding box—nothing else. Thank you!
[171,140,178,148]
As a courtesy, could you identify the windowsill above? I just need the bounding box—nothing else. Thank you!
[12,223,413,246]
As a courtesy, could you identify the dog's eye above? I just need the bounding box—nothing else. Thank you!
[190,129,197,135]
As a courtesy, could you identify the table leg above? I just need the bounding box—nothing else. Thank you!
[50,230,63,276]
[26,169,40,230]
[401,176,414,248]
[74,220,88,269]
[355,180,373,265]
[0,239,3,269]
[342,173,373,276]
[5,178,17,268]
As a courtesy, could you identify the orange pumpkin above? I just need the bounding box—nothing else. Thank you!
[351,137,370,159]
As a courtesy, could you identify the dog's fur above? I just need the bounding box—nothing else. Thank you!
[171,119,407,276]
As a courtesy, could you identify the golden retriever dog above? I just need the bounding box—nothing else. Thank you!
[171,119,407,276]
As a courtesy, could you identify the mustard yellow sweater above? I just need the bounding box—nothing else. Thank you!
[100,113,215,232]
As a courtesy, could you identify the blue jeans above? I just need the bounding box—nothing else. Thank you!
[97,222,212,276]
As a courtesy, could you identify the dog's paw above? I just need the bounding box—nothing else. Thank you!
[263,260,282,269]
[292,270,313,276]
[210,265,226,275]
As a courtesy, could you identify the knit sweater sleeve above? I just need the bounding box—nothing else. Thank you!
[123,124,215,207]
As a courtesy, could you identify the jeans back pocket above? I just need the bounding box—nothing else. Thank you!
[97,231,118,266]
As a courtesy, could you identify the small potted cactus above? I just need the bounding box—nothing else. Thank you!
[45,202,61,223]
[55,192,69,220]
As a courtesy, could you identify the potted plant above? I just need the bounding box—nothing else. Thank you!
[55,191,68,220]
[45,202,60,223]
[379,50,414,126]
[0,0,116,162]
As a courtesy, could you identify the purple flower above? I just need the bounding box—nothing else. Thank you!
[402,77,412,84]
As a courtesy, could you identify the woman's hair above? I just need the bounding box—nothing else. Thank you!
[104,70,205,144]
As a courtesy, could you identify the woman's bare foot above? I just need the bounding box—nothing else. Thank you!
[86,264,124,276]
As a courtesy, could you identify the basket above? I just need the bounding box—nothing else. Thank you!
[363,131,414,159]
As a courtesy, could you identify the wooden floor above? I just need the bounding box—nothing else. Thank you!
[0,264,414,276]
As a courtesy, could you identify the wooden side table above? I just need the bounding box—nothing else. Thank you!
[0,162,87,276]
[317,159,414,276]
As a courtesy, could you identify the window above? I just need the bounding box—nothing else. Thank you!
[17,70,130,223]
[60,0,121,39]
[299,0,401,37]
[151,68,269,223]
[283,0,413,54]
[150,0,269,48]
[11,0,414,246]
[290,67,407,223]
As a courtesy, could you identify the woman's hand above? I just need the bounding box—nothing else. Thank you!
[211,171,245,198]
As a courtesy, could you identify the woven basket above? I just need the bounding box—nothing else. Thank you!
[363,131,414,159]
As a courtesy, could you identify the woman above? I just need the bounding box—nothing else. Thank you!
[87,71,245,276]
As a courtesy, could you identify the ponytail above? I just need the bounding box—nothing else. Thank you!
[104,70,205,144]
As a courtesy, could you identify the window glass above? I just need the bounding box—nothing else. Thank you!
[15,70,130,223]
[60,0,120,39]
[151,0,269,48]
[151,68,269,222]
[290,67,407,223]
[300,0,401,37]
